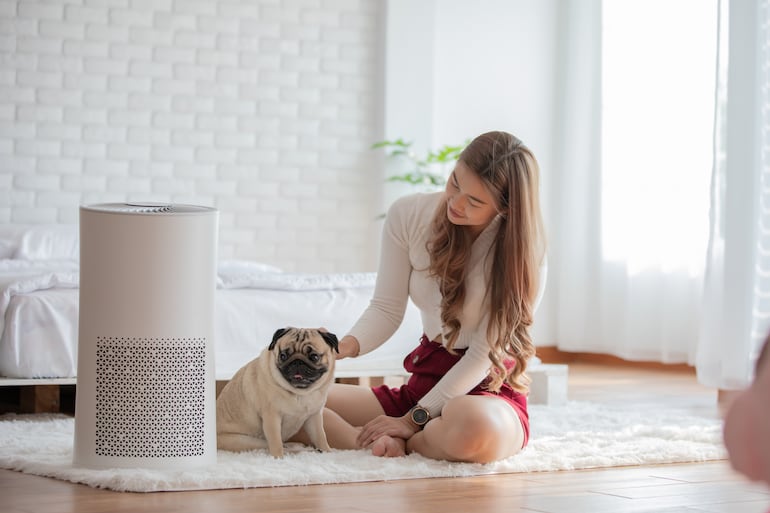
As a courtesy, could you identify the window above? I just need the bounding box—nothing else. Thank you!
[601,0,718,276]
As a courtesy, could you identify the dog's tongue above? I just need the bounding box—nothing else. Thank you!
[294,373,304,380]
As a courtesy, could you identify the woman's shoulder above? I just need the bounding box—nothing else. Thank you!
[384,192,442,245]
[388,191,443,218]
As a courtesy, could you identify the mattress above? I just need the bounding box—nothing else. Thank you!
[0,225,423,380]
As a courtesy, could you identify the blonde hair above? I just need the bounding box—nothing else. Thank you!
[427,131,546,393]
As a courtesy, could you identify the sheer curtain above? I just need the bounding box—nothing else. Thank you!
[697,0,770,389]
[554,0,770,389]
[554,0,718,364]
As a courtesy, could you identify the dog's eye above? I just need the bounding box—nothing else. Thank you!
[279,351,289,361]
[309,353,320,362]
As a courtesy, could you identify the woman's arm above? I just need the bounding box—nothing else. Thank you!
[345,196,415,356]
[416,332,492,417]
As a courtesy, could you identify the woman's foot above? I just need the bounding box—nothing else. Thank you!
[370,435,406,457]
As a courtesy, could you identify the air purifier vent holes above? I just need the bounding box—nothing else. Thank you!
[80,202,216,216]
[94,336,207,458]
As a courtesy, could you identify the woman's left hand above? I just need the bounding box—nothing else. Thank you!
[356,413,419,448]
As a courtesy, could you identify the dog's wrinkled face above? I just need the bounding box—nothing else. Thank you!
[268,327,339,389]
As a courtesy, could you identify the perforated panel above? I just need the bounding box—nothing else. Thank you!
[94,336,207,458]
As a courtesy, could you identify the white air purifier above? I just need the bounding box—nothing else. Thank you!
[73,203,218,470]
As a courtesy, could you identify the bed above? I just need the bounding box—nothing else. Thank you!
[0,224,566,407]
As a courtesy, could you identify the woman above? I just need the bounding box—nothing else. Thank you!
[305,131,546,463]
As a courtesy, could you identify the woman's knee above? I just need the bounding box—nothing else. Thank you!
[437,396,523,463]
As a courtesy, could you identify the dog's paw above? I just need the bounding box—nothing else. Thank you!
[283,442,316,454]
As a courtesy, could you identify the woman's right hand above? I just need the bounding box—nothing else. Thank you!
[356,413,419,448]
[336,335,360,360]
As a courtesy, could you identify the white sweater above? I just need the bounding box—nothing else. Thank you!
[348,192,505,417]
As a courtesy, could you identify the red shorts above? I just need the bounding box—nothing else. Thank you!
[371,334,530,446]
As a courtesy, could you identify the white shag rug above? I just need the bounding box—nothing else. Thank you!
[0,401,726,492]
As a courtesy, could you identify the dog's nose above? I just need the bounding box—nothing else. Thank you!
[287,360,315,377]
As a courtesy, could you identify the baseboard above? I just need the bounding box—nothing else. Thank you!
[535,346,694,372]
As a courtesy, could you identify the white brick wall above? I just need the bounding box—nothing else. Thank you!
[0,0,385,272]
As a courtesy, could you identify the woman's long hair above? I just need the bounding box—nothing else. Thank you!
[427,131,546,393]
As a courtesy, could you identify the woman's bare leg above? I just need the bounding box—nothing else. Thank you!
[405,395,525,463]
[290,383,385,450]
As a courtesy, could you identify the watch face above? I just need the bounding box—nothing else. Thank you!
[412,407,429,425]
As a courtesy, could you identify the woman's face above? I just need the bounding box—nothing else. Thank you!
[444,161,499,236]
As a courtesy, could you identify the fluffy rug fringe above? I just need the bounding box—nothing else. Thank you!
[0,401,726,492]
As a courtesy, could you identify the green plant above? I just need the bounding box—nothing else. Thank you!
[371,138,468,188]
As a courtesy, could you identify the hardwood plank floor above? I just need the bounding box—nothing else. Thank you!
[3,362,769,513]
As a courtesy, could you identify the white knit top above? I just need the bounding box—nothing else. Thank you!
[348,192,508,417]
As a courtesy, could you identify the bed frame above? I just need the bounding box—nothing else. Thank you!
[0,363,567,414]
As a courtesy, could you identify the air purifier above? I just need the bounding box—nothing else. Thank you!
[73,203,218,470]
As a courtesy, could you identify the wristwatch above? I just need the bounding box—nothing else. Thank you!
[409,405,431,429]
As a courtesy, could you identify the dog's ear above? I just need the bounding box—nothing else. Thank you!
[319,331,339,353]
[269,328,290,351]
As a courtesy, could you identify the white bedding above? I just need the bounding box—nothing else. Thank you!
[0,257,423,380]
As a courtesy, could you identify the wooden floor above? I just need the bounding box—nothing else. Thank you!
[3,362,769,513]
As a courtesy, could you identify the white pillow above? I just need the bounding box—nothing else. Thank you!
[218,259,283,274]
[13,225,80,260]
[0,239,15,259]
[0,225,28,259]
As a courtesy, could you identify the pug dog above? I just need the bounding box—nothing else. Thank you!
[216,327,339,457]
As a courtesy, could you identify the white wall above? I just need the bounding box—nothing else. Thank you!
[377,0,437,211]
[0,0,385,272]
[433,0,559,158]
[383,1,559,175]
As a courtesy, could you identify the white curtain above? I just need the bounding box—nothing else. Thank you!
[554,0,770,389]
[697,0,770,390]
[554,0,718,364]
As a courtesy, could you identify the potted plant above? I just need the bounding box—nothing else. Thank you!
[372,138,468,190]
